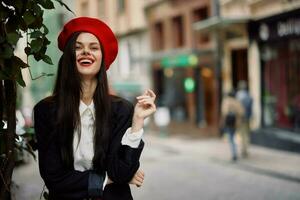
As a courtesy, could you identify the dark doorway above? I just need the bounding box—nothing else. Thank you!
[231,49,248,89]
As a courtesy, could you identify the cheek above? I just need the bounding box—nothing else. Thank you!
[96,53,102,63]
[95,53,102,67]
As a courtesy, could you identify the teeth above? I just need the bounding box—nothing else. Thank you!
[79,59,93,64]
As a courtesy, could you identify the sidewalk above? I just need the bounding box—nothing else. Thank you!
[11,130,300,200]
[145,130,300,183]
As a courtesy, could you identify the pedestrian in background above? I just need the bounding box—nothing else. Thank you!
[34,17,156,200]
[236,80,253,157]
[221,90,244,161]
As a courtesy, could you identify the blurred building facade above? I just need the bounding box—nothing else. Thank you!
[144,0,220,134]
[76,0,152,102]
[195,0,300,152]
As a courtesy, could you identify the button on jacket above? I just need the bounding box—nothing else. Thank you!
[34,96,144,200]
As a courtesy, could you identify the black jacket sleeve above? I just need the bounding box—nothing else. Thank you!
[34,100,104,199]
[106,98,144,184]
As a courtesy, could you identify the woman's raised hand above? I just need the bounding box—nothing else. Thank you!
[135,89,156,118]
[132,89,156,132]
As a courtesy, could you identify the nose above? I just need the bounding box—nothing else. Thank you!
[81,47,91,55]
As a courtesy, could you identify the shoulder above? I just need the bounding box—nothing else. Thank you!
[110,95,134,118]
[34,96,57,117]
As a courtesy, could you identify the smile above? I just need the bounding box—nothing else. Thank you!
[77,57,95,67]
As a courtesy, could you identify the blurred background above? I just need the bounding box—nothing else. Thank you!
[11,0,300,199]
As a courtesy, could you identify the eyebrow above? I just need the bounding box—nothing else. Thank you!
[76,42,100,46]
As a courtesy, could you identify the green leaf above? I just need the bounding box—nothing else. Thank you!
[38,0,55,9]
[16,69,26,87]
[24,47,31,55]
[32,3,43,16]
[30,38,43,53]
[19,17,28,31]
[42,55,53,65]
[54,0,75,15]
[30,31,43,38]
[7,32,21,45]
[39,46,47,55]
[23,11,35,25]
[12,56,29,68]
[44,37,51,45]
[28,15,43,29]
[34,53,42,61]
[42,24,49,34]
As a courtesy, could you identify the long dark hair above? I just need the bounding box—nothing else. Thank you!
[53,32,111,173]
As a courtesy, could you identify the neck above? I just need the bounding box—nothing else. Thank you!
[81,78,97,105]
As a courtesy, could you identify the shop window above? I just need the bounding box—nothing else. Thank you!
[153,22,164,51]
[172,16,184,48]
[262,39,300,132]
[193,7,209,45]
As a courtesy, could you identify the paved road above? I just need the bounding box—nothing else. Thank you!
[12,134,300,200]
[131,134,300,200]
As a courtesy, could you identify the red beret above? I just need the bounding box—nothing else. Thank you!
[58,17,118,70]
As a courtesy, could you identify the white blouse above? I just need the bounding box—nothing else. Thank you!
[73,100,143,172]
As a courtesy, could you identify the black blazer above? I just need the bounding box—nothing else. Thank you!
[34,96,144,200]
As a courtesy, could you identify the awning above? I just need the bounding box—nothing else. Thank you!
[149,48,214,68]
[150,48,213,61]
[193,16,250,32]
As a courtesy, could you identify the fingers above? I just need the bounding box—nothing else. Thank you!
[138,98,155,106]
[136,95,152,100]
[137,98,156,108]
[137,89,156,100]
[146,89,156,98]
[136,170,145,179]
[130,170,145,187]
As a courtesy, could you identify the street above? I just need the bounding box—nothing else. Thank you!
[12,132,300,200]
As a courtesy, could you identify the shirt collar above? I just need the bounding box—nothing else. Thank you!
[79,100,95,120]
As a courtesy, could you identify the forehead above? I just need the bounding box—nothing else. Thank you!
[76,32,100,44]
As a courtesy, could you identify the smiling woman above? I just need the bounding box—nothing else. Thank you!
[75,33,103,79]
[33,17,156,200]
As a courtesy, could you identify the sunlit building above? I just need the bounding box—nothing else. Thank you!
[144,0,219,135]
[195,0,300,152]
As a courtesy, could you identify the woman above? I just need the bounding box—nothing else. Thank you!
[34,17,156,200]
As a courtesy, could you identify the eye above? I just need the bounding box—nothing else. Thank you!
[91,46,100,51]
[75,45,82,50]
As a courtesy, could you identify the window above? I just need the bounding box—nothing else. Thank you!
[262,39,300,132]
[193,7,208,22]
[153,22,164,51]
[193,7,209,45]
[172,16,184,48]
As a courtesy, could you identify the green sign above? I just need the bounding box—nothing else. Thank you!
[184,78,195,93]
[161,54,198,68]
